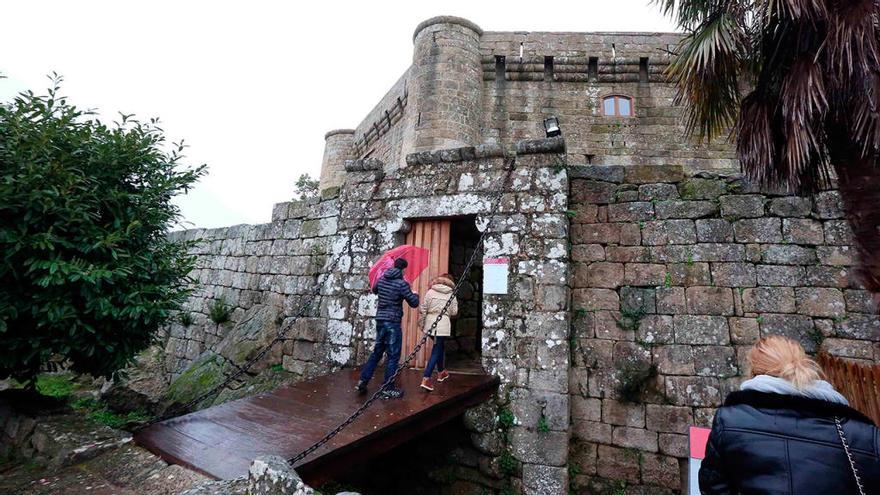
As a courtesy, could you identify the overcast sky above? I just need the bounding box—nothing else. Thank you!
[1,1,678,229]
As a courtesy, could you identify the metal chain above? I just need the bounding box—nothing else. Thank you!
[139,178,383,429]
[835,416,867,495]
[288,156,517,466]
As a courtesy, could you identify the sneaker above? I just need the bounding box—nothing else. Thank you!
[420,378,434,392]
[437,370,450,382]
[380,388,404,400]
[354,380,367,394]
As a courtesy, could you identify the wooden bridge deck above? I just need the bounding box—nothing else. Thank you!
[133,368,499,484]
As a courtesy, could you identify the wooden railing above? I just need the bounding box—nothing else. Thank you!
[819,352,880,425]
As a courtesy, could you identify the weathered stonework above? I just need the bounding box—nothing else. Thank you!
[159,16,880,495]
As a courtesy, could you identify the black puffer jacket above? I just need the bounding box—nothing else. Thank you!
[373,267,419,322]
[700,390,880,494]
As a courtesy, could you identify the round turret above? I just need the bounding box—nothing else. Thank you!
[319,129,355,192]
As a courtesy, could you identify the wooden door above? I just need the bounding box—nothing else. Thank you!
[402,219,451,368]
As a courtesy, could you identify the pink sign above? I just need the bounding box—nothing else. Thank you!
[689,426,711,460]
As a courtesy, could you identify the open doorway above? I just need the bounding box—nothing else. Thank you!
[400,217,483,373]
[446,217,483,372]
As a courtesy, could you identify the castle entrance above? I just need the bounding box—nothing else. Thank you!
[401,217,483,372]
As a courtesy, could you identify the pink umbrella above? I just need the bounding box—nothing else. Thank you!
[369,245,430,290]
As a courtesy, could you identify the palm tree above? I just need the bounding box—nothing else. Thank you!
[658,0,880,307]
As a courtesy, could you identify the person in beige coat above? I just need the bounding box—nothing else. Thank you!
[418,274,458,391]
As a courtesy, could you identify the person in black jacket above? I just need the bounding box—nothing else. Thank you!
[355,258,419,399]
[700,335,879,494]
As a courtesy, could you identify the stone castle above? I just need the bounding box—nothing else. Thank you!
[160,16,878,495]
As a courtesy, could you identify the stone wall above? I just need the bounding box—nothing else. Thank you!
[566,164,879,494]
[479,32,735,173]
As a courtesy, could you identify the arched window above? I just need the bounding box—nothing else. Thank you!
[602,95,633,117]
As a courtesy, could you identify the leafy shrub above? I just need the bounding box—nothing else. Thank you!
[293,173,318,200]
[498,407,515,429]
[208,297,231,324]
[498,450,518,475]
[0,76,204,383]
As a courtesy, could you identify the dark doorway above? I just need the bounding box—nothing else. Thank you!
[446,217,483,372]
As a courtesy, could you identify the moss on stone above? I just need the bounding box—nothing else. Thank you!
[165,354,228,407]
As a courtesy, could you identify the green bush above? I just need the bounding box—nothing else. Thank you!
[208,297,231,324]
[0,76,205,384]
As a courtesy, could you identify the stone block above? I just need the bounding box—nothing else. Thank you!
[602,399,645,427]
[607,202,655,222]
[782,218,824,245]
[620,287,656,314]
[768,196,812,217]
[571,180,617,204]
[641,220,696,245]
[522,464,567,494]
[759,314,819,351]
[674,315,730,344]
[573,288,620,311]
[637,315,674,344]
[646,404,693,434]
[805,265,853,288]
[665,376,723,407]
[729,317,760,344]
[656,287,687,314]
[710,263,756,287]
[734,218,782,243]
[678,178,727,200]
[720,195,765,219]
[696,219,734,242]
[814,191,845,219]
[593,311,634,341]
[572,224,620,244]
[639,183,679,201]
[654,200,718,219]
[652,345,695,375]
[575,262,624,289]
[612,426,658,451]
[694,346,739,377]
[762,245,818,265]
[845,290,876,314]
[641,453,682,489]
[658,433,689,458]
[570,166,625,183]
[571,396,602,422]
[624,263,667,286]
[824,220,854,245]
[606,246,652,263]
[620,223,642,245]
[756,265,806,286]
[742,287,796,313]
[510,428,568,466]
[471,431,504,456]
[667,263,712,286]
[822,338,875,359]
[686,287,734,315]
[573,338,614,368]
[248,455,316,495]
[572,244,606,262]
[817,246,856,266]
[836,315,880,340]
[572,420,613,444]
[796,288,846,317]
[624,164,685,184]
[596,445,641,483]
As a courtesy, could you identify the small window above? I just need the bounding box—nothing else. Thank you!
[602,95,633,117]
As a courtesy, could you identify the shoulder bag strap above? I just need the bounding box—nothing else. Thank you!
[835,416,867,495]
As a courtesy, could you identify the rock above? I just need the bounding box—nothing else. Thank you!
[463,402,497,433]
[216,304,284,373]
[165,353,231,409]
[248,455,317,495]
[180,477,248,495]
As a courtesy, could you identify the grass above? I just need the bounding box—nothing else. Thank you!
[71,397,151,429]
[179,312,194,327]
[270,363,285,372]
[498,407,515,429]
[498,450,518,475]
[35,374,76,398]
[208,297,231,324]
[537,415,550,433]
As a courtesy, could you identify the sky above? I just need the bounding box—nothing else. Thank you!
[0,1,678,229]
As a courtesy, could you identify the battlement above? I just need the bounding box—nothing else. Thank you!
[318,17,735,193]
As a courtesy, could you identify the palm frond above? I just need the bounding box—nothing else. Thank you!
[667,9,749,139]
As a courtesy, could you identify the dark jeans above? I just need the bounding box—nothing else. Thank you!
[423,336,446,378]
[359,320,402,389]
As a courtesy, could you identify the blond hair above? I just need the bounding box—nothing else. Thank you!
[747,335,823,389]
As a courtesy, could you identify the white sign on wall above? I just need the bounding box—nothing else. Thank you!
[483,257,509,295]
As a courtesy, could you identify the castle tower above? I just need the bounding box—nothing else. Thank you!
[411,16,484,152]
[319,129,355,192]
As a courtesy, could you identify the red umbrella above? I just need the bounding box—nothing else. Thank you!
[369,245,430,290]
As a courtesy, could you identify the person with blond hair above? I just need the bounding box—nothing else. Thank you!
[700,335,879,494]
[417,274,458,392]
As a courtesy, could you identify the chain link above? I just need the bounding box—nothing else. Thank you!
[835,416,867,495]
[288,156,516,466]
[138,178,383,430]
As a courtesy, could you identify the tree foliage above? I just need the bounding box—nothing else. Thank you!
[0,76,206,383]
[659,0,880,302]
[293,173,319,200]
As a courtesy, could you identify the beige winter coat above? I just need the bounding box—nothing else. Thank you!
[418,282,458,337]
